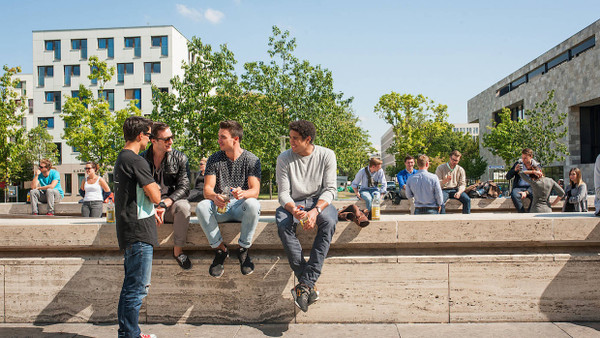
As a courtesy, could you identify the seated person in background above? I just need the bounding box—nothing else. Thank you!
[80,161,111,217]
[435,150,470,214]
[396,155,416,214]
[556,167,588,212]
[518,167,564,213]
[506,148,541,213]
[188,157,207,202]
[406,154,443,215]
[30,159,64,216]
[350,157,387,218]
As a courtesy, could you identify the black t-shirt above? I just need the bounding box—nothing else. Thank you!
[114,149,158,250]
[205,150,261,194]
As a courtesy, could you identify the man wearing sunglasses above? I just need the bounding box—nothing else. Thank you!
[30,159,64,215]
[141,122,193,270]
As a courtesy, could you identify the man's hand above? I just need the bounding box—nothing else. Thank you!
[355,192,361,200]
[214,193,228,208]
[454,192,461,199]
[442,173,452,184]
[231,187,245,200]
[515,163,523,172]
[163,198,173,208]
[520,191,528,199]
[155,207,165,226]
[292,205,307,221]
[303,208,318,230]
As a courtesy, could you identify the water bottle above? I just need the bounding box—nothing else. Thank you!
[106,197,115,223]
[217,186,232,214]
[298,206,309,230]
[371,192,381,221]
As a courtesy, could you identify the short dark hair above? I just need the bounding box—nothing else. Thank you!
[219,120,243,142]
[86,161,99,172]
[450,150,462,158]
[123,116,153,142]
[404,155,414,163]
[289,120,316,144]
[522,148,534,157]
[151,121,169,139]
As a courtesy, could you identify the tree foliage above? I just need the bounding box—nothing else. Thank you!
[151,37,240,167]
[375,92,485,179]
[483,90,568,166]
[242,26,373,183]
[0,65,27,186]
[61,56,140,174]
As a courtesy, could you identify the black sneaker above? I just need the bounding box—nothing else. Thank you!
[209,246,228,278]
[291,283,310,312]
[174,253,192,270]
[237,247,255,275]
[308,286,319,305]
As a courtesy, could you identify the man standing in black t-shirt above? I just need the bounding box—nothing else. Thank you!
[196,120,261,278]
[114,116,163,338]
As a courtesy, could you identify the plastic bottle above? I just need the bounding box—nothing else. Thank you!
[217,187,232,214]
[106,197,115,223]
[298,206,309,230]
[371,192,381,221]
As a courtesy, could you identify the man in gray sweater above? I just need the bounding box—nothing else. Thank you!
[276,120,338,313]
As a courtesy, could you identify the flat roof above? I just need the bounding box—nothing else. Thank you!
[32,25,188,41]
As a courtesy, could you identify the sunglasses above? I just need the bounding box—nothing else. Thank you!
[38,165,46,169]
[143,132,152,137]
[84,167,93,170]
[154,136,174,142]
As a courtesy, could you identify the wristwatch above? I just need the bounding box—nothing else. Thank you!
[156,200,167,208]
[316,206,322,214]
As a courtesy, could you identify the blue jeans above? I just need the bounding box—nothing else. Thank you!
[414,207,440,215]
[359,187,379,211]
[118,242,153,338]
[441,189,471,214]
[511,187,533,213]
[276,198,337,288]
[196,198,261,248]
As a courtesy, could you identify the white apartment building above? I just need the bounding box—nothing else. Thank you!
[31,26,189,200]
[452,122,479,139]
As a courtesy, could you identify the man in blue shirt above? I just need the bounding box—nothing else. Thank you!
[406,154,443,215]
[350,157,387,217]
[30,159,64,215]
[396,155,417,214]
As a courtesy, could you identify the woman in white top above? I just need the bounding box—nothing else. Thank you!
[80,162,111,217]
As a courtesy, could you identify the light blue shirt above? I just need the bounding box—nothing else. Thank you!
[405,169,443,208]
[351,167,387,194]
[37,169,64,197]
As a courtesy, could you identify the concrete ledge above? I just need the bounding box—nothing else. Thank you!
[2,196,596,216]
[1,213,599,250]
[1,213,599,323]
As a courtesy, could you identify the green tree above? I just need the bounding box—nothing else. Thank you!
[9,123,59,185]
[375,92,452,162]
[61,56,140,174]
[482,90,568,167]
[242,26,373,187]
[151,37,240,167]
[0,65,27,189]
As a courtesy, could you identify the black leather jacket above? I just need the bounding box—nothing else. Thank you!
[141,146,190,201]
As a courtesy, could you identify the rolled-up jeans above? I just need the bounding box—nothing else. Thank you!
[30,188,62,214]
[276,198,337,288]
[196,198,261,249]
[118,241,153,338]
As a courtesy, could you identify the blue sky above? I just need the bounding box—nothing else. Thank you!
[2,1,600,148]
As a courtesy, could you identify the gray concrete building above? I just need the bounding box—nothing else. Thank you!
[468,18,600,183]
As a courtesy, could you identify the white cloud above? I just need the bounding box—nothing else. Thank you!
[204,8,225,24]
[176,4,204,22]
[176,4,224,24]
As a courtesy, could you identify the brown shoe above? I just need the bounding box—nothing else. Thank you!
[351,205,370,227]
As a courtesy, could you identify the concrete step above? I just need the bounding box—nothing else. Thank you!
[1,195,595,216]
[1,213,599,324]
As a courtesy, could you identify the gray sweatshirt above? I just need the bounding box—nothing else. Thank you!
[276,145,337,207]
